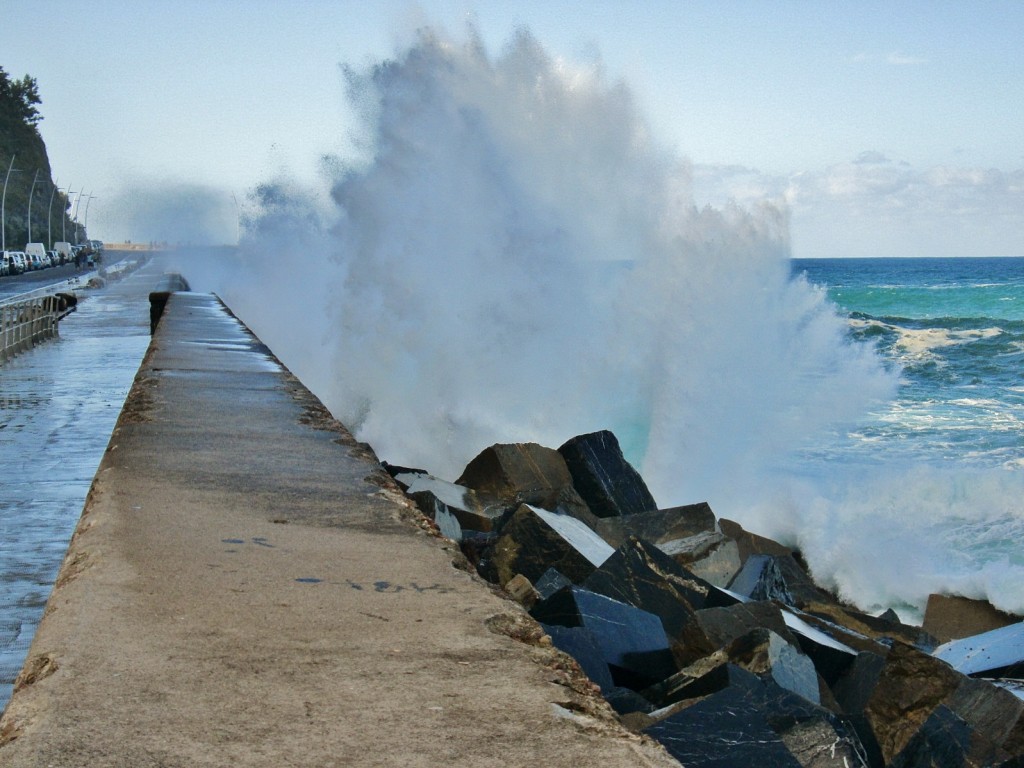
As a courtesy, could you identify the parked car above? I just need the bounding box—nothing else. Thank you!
[1,252,10,275]
[8,251,28,273]
[47,249,59,265]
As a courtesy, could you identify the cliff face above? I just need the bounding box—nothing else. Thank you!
[1,68,75,249]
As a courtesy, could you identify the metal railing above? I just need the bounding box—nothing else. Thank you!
[0,294,72,363]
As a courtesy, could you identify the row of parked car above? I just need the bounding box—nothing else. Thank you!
[1,240,103,276]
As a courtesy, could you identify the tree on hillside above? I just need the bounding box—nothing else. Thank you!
[1,65,69,248]
[1,67,42,127]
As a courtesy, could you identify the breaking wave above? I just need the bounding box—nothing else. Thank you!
[183,27,1024,617]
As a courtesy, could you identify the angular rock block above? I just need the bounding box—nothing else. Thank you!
[887,704,1001,768]
[779,608,861,687]
[582,538,732,640]
[531,586,677,689]
[595,502,716,547]
[924,594,1021,646]
[456,442,591,519]
[728,554,797,606]
[603,686,657,716]
[779,717,869,768]
[645,628,821,708]
[719,517,793,560]
[643,665,863,768]
[658,530,742,588]
[480,504,613,587]
[558,430,657,518]
[773,554,837,608]
[503,574,540,609]
[677,601,801,666]
[539,623,658,716]
[534,567,572,600]
[725,627,822,705]
[416,492,462,540]
[835,641,1024,766]
[802,599,937,652]
[933,621,1024,679]
[540,623,616,692]
[398,471,509,540]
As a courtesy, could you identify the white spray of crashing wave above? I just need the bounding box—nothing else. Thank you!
[202,27,1024,616]
[312,29,896,499]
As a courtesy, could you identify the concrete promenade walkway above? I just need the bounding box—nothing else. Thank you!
[0,291,676,767]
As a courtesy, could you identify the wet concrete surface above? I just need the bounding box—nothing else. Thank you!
[0,257,157,708]
[0,289,677,767]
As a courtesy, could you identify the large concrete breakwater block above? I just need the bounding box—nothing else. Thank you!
[390,428,1024,766]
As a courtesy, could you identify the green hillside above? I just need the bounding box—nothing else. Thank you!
[1,66,78,250]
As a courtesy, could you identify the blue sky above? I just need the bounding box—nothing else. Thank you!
[3,0,1022,256]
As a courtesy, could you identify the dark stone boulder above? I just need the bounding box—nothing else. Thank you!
[642,665,866,768]
[933,621,1024,679]
[644,683,804,768]
[719,517,794,560]
[534,567,573,600]
[540,624,657,716]
[835,641,1024,766]
[802,600,937,652]
[644,628,822,709]
[778,608,862,687]
[541,623,616,692]
[657,530,743,588]
[780,716,871,768]
[381,462,430,482]
[479,504,613,587]
[728,554,797,606]
[456,442,591,520]
[774,554,838,608]
[677,600,801,666]
[923,594,1020,646]
[594,502,716,547]
[557,430,657,518]
[887,704,1004,768]
[530,585,678,690]
[398,471,509,539]
[582,537,735,641]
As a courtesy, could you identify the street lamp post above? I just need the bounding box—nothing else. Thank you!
[2,154,18,252]
[47,180,61,250]
[71,190,86,245]
[62,185,74,243]
[82,195,96,242]
[26,169,41,245]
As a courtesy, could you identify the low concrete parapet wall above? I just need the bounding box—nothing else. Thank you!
[148,272,191,333]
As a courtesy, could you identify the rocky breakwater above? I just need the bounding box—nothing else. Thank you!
[387,430,1024,768]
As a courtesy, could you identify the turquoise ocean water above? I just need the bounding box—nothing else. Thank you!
[788,257,1024,619]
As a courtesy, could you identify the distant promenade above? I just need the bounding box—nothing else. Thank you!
[0,285,676,766]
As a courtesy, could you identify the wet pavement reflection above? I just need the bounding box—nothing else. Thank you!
[0,259,158,709]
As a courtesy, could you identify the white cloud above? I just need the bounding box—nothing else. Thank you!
[850,51,928,66]
[887,51,928,66]
[693,156,1024,257]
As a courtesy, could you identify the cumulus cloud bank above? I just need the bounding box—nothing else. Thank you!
[694,154,1024,257]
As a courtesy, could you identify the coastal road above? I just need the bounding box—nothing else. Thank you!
[0,250,136,301]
